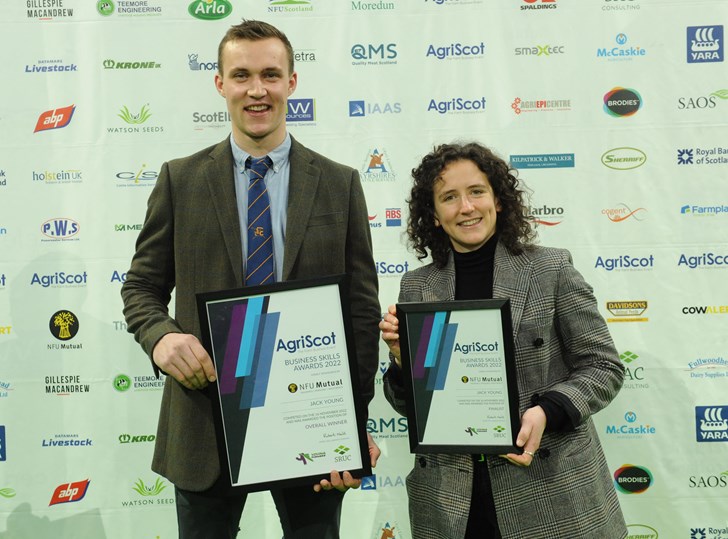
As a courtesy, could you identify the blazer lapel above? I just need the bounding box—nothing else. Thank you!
[283,137,320,280]
[493,242,532,337]
[205,138,244,285]
[422,255,456,302]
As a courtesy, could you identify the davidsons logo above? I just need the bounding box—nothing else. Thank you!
[188,0,232,20]
[601,147,647,170]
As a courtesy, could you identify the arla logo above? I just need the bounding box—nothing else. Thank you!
[603,88,642,117]
[34,105,76,133]
[41,218,79,239]
[188,0,232,20]
[601,147,646,170]
[613,464,652,493]
[687,25,724,63]
[695,405,728,442]
[49,479,90,506]
[626,524,659,538]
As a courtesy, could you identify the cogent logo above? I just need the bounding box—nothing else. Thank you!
[601,147,646,170]
[603,87,642,117]
[614,465,652,493]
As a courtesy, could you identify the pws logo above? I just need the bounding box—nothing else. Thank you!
[34,105,75,133]
[603,87,642,117]
[188,0,232,19]
[695,406,728,441]
[601,147,646,170]
[687,26,724,63]
[286,99,315,123]
[49,479,90,506]
[41,218,79,240]
[613,464,652,494]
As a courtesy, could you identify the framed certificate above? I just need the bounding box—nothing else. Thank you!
[397,299,520,454]
[196,275,371,492]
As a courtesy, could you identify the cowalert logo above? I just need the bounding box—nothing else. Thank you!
[603,88,642,117]
[34,105,75,133]
[614,464,652,493]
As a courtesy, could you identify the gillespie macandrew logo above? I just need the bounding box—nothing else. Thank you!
[603,88,642,117]
[28,0,74,19]
[613,465,652,494]
[601,147,646,170]
[34,105,75,133]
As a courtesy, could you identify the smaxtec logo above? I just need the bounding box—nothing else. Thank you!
[605,411,655,437]
[28,0,74,19]
[606,301,648,323]
[521,0,557,10]
[695,406,728,441]
[613,464,652,494]
[41,218,79,241]
[597,33,646,60]
[595,254,654,271]
[677,147,728,166]
[34,105,75,133]
[601,147,646,170]
[188,53,218,71]
[511,97,571,114]
[678,252,728,269]
[49,310,79,342]
[426,41,485,60]
[678,90,728,110]
[602,204,647,222]
[511,153,574,169]
[361,149,396,181]
[348,100,401,117]
[32,168,82,184]
[31,271,87,288]
[49,479,90,506]
[188,0,231,19]
[680,201,726,219]
[25,59,77,73]
[530,205,564,227]
[269,0,314,13]
[515,44,565,57]
[351,43,397,66]
[603,87,642,117]
[115,165,158,187]
[286,99,315,123]
[687,26,723,63]
[428,96,486,115]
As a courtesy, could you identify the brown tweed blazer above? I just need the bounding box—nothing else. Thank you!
[122,136,380,491]
[383,243,627,539]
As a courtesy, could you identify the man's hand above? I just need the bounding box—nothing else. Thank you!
[313,433,380,492]
[378,304,401,367]
[152,333,216,390]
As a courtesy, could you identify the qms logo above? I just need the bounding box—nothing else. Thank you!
[41,218,79,239]
[34,105,76,133]
[49,479,90,506]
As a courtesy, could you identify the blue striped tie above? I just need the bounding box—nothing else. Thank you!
[245,155,275,286]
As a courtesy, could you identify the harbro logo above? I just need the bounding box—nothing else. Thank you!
[603,87,642,117]
[34,105,75,133]
[695,406,728,442]
[613,464,652,494]
[49,310,79,341]
[49,479,90,506]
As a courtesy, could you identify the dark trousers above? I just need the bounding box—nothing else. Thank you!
[464,456,501,539]
[175,484,345,539]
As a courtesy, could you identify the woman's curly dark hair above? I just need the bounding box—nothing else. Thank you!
[407,142,535,268]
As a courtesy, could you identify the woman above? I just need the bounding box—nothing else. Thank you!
[380,142,627,539]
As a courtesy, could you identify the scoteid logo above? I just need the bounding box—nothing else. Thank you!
[49,310,79,341]
[34,105,75,133]
[603,87,642,117]
[613,464,652,493]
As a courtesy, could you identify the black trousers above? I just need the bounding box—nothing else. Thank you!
[175,484,345,539]
[464,456,502,539]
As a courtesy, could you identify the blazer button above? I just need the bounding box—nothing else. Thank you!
[533,337,544,347]
[418,457,427,468]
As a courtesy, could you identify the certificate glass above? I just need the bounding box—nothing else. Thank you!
[197,275,370,492]
[397,299,520,454]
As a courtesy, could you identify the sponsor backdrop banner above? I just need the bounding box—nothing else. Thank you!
[0,1,727,538]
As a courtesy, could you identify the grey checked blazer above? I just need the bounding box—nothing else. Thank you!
[383,243,627,539]
[122,136,380,491]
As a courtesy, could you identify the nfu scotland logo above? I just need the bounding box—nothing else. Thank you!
[687,26,724,63]
[696,406,728,441]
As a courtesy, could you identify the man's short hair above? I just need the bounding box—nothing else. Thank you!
[217,19,294,75]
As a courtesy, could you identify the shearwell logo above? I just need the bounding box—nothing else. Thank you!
[510,153,574,169]
[188,0,232,19]
[606,301,648,323]
[286,99,315,122]
[601,147,646,170]
[603,88,642,117]
[32,168,83,184]
[34,105,75,133]
[49,479,90,506]
[696,406,728,441]
[687,25,724,63]
[614,465,652,493]
[602,203,647,222]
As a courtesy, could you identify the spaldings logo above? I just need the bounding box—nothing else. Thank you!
[49,479,90,506]
[602,203,647,222]
[601,147,646,170]
[34,105,75,133]
[687,25,723,63]
[521,0,557,10]
[41,218,79,240]
[603,88,642,117]
[188,0,232,19]
[286,99,315,122]
[614,465,652,494]
[695,406,728,442]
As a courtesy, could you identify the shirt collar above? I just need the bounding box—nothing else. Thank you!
[229,132,291,174]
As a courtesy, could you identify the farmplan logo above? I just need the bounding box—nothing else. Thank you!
[603,88,642,117]
[34,105,76,132]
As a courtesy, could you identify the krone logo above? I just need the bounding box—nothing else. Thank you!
[49,310,79,341]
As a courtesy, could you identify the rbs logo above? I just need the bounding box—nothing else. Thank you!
[34,105,76,133]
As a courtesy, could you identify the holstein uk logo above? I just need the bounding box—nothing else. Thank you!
[695,406,728,441]
[603,87,642,117]
[681,204,728,217]
[41,218,79,240]
[426,41,486,60]
[597,33,646,60]
[286,99,315,123]
[687,25,723,63]
[32,168,82,184]
[188,0,232,20]
[49,479,90,506]
[606,301,648,323]
[188,53,218,71]
[602,203,647,222]
[510,153,574,169]
[349,100,401,117]
[614,465,652,494]
[361,149,396,182]
[34,105,75,133]
[601,147,646,170]
[49,310,79,341]
[511,97,571,114]
[521,0,557,10]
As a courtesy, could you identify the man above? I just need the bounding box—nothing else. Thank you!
[121,19,381,538]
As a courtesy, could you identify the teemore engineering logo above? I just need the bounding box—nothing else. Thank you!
[34,105,75,133]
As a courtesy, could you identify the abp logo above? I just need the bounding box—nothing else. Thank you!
[49,479,90,506]
[34,105,76,133]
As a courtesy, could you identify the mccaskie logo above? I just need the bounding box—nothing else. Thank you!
[614,464,652,494]
[49,310,79,341]
[687,25,724,63]
[286,99,315,123]
[34,105,75,133]
[695,406,728,442]
[606,301,648,323]
[601,147,646,170]
[603,87,642,117]
[49,479,90,506]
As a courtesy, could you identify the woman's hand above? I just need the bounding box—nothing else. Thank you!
[501,405,546,467]
[378,304,401,368]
